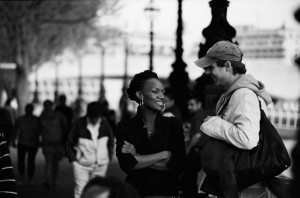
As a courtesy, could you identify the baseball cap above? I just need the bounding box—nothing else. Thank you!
[194,40,243,68]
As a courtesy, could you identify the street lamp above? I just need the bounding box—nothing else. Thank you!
[144,0,160,71]
[99,44,107,104]
[54,61,59,102]
[77,55,83,99]
[32,69,39,104]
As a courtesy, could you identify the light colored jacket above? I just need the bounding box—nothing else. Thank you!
[200,74,272,150]
[66,116,115,166]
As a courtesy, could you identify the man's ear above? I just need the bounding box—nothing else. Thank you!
[225,61,232,72]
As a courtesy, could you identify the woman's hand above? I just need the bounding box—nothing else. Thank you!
[121,141,138,156]
[159,151,172,161]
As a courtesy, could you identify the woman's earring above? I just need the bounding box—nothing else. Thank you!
[139,98,144,106]
[162,103,165,112]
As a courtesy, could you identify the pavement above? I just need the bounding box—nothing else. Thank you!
[10,148,126,198]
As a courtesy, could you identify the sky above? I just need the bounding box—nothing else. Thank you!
[35,0,300,107]
[116,0,300,41]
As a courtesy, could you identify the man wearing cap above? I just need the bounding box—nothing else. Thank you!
[194,41,272,197]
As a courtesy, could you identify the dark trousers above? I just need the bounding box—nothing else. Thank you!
[17,144,38,180]
[201,138,254,198]
[181,148,202,198]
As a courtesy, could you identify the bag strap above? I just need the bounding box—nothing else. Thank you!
[217,95,233,116]
[257,96,262,110]
[218,90,263,116]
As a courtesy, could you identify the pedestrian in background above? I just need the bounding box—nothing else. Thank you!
[55,94,74,147]
[0,132,17,197]
[3,98,18,126]
[0,107,13,147]
[66,101,115,198]
[181,94,210,198]
[12,103,40,184]
[115,70,186,197]
[162,87,182,122]
[39,99,67,189]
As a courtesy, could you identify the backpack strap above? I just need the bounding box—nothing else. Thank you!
[217,94,234,116]
[257,95,262,110]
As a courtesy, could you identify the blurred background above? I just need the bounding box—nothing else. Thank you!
[0,0,299,197]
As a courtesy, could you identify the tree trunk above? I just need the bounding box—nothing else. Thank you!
[15,66,30,115]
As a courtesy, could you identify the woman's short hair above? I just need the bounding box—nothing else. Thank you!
[127,70,158,103]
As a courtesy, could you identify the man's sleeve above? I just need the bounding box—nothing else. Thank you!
[200,89,260,150]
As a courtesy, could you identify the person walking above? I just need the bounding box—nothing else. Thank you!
[115,70,186,197]
[162,87,182,122]
[0,107,14,147]
[0,132,17,197]
[55,94,74,148]
[39,100,68,189]
[12,103,40,184]
[181,94,210,198]
[194,40,272,197]
[66,101,115,198]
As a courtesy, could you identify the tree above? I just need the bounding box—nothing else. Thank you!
[0,0,119,113]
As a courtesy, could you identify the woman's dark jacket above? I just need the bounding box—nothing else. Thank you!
[115,109,186,196]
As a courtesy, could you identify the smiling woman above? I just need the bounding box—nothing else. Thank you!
[114,70,186,197]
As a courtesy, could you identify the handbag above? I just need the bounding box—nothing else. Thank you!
[247,99,291,175]
[236,96,292,189]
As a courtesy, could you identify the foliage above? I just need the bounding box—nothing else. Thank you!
[0,0,119,72]
[0,0,120,111]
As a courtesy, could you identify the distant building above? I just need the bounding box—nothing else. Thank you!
[235,25,300,61]
[233,26,300,133]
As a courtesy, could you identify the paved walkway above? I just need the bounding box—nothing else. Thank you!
[10,148,125,198]
[10,139,296,198]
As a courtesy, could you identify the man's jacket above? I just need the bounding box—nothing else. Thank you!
[66,116,115,166]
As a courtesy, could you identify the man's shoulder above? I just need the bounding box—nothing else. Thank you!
[231,88,256,99]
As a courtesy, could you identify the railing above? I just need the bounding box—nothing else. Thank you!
[266,108,299,139]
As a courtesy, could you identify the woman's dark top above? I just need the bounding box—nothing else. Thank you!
[115,108,186,196]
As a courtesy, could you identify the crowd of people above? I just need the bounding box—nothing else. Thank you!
[0,40,294,198]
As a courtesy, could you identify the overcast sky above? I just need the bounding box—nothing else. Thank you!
[115,0,300,36]
[35,0,300,103]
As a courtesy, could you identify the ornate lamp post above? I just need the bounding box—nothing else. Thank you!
[77,55,83,99]
[193,0,236,112]
[168,0,189,118]
[32,69,39,104]
[198,0,236,59]
[98,44,106,104]
[54,61,59,102]
[144,0,160,71]
[119,33,131,121]
[291,6,300,198]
